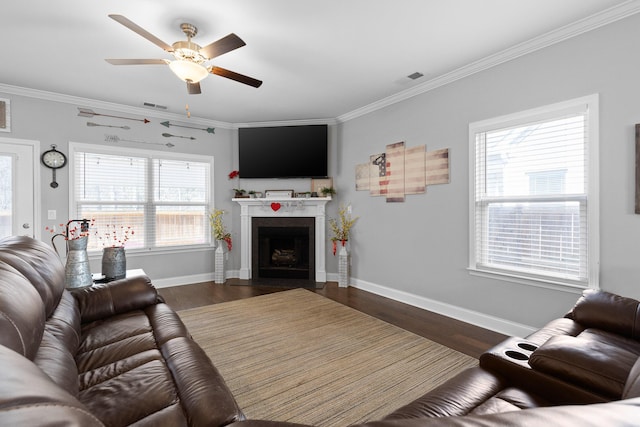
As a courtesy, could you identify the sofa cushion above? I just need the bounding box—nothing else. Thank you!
[524,318,585,345]
[577,328,640,355]
[0,344,103,426]
[34,330,79,396]
[0,236,65,318]
[623,357,640,399]
[0,263,46,359]
[529,335,638,398]
[567,290,640,339]
[76,302,244,426]
[469,387,550,415]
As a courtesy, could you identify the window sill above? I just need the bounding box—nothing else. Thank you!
[467,267,592,295]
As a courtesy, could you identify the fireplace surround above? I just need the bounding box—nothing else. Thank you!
[235,197,330,282]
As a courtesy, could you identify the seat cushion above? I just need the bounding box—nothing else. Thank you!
[0,344,103,426]
[529,335,638,399]
[77,303,244,426]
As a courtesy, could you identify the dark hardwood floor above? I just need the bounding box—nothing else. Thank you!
[158,279,507,359]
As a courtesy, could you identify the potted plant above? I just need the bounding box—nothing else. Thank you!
[328,204,358,255]
[320,186,336,197]
[329,204,358,287]
[233,188,247,198]
[209,209,232,284]
[209,209,232,251]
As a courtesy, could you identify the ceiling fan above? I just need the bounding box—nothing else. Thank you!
[105,14,262,94]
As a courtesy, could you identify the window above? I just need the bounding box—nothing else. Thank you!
[469,95,599,289]
[70,143,213,252]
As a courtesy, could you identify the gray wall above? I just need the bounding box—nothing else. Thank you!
[335,12,640,332]
[0,92,338,286]
[0,94,238,285]
[2,12,640,334]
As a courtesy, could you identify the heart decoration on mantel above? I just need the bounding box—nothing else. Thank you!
[270,202,281,212]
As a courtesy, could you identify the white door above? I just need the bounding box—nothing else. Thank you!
[0,138,39,238]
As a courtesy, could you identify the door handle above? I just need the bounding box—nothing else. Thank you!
[22,223,30,229]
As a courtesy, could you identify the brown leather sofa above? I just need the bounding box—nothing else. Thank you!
[230,290,640,426]
[2,234,640,426]
[0,235,244,426]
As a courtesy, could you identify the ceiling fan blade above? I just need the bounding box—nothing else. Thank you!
[187,81,202,95]
[109,14,174,52]
[105,59,169,65]
[200,33,246,59]
[210,66,263,88]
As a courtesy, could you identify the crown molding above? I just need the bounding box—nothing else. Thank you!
[337,0,640,123]
[0,83,234,129]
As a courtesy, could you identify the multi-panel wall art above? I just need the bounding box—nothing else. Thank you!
[356,142,450,203]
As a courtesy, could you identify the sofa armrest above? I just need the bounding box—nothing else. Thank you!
[352,398,640,427]
[383,367,507,419]
[70,275,161,323]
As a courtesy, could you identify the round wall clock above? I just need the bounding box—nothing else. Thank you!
[41,144,67,188]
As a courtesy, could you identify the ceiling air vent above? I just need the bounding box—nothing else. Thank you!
[143,102,167,110]
[407,72,424,80]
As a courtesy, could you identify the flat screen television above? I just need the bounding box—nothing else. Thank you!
[238,124,328,179]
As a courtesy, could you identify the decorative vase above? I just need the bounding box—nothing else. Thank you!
[338,241,350,287]
[65,236,93,288]
[102,246,126,281]
[214,241,226,284]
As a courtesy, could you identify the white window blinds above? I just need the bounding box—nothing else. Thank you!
[470,96,598,288]
[72,145,212,251]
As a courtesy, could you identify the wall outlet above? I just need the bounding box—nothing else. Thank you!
[48,210,56,220]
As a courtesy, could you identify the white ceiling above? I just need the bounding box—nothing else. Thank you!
[1,0,637,125]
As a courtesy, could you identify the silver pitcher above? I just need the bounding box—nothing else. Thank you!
[52,219,93,288]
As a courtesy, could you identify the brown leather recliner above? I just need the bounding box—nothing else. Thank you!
[0,235,244,426]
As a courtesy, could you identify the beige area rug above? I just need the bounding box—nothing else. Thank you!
[178,289,477,427]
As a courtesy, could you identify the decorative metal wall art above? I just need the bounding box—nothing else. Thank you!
[161,120,215,134]
[78,107,150,124]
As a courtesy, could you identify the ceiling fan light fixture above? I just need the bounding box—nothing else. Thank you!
[169,60,209,83]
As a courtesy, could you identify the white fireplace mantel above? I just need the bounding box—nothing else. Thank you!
[234,197,331,282]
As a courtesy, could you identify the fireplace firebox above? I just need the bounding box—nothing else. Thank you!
[252,217,315,281]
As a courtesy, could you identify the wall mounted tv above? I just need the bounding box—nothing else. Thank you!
[238,124,328,179]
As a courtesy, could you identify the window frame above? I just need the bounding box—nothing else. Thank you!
[69,142,215,254]
[468,95,600,291]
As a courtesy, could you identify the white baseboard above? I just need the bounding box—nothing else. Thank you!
[349,277,536,338]
[152,270,240,289]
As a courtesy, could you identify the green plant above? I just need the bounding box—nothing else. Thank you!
[320,186,336,196]
[233,188,246,195]
[209,209,232,251]
[329,204,358,242]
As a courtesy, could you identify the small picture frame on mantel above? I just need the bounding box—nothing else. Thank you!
[265,190,294,198]
[0,98,10,133]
